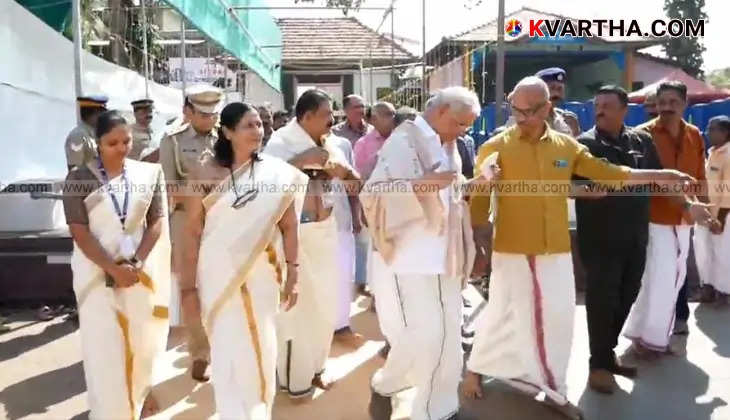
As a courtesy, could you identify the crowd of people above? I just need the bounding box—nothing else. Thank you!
[57,65,730,420]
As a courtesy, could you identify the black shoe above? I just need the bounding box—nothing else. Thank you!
[369,388,392,420]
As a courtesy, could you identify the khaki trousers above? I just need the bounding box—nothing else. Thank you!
[171,209,210,362]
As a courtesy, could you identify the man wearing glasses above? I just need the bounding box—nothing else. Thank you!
[504,67,580,137]
[463,76,696,419]
[159,84,224,382]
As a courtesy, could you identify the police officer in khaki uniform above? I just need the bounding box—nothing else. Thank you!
[159,84,223,382]
[537,67,582,136]
[64,95,108,170]
[129,98,156,161]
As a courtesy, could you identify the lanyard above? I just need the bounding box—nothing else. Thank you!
[98,159,130,227]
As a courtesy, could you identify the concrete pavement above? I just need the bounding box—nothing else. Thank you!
[1,298,729,420]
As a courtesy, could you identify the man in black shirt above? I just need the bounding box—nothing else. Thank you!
[574,86,663,394]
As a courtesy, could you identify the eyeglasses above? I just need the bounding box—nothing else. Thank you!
[510,101,547,119]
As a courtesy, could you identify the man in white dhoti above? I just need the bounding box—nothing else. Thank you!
[361,87,480,420]
[695,116,730,305]
[623,81,713,355]
[327,133,366,347]
[462,77,697,419]
[63,111,170,419]
[181,102,306,419]
[265,89,362,397]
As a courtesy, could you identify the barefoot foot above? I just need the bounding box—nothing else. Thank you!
[141,393,159,418]
[462,371,484,399]
[312,373,335,390]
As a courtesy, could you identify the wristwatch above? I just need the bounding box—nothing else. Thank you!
[129,256,144,270]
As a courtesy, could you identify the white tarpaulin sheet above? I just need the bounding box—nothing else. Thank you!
[0,0,183,186]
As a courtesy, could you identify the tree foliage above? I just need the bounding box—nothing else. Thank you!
[707,68,730,89]
[294,0,365,15]
[663,0,707,78]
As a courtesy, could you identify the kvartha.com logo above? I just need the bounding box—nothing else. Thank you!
[504,19,705,38]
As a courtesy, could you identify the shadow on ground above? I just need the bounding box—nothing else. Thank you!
[0,361,85,420]
[0,319,78,363]
[578,335,727,420]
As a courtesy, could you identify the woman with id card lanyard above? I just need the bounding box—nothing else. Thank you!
[63,110,170,419]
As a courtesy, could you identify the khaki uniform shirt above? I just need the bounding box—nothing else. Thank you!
[705,142,730,218]
[65,122,97,168]
[159,124,217,211]
[129,123,154,160]
[470,124,631,255]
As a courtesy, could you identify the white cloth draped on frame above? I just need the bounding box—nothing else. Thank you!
[623,223,691,351]
[197,155,307,420]
[71,160,170,420]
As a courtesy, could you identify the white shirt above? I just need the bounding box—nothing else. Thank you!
[389,116,451,274]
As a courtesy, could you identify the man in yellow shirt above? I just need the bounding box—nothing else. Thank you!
[694,116,730,304]
[462,76,696,419]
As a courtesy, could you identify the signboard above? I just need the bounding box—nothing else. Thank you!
[167,57,236,90]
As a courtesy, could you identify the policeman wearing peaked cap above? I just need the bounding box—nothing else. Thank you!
[158,84,224,380]
[64,95,109,170]
[129,99,156,161]
[536,67,581,137]
[185,84,225,114]
[536,67,567,82]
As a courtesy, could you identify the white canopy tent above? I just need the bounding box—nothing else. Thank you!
[0,0,183,185]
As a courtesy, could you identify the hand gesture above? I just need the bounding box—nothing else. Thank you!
[281,271,299,311]
[297,147,329,168]
[324,161,351,180]
[110,263,138,288]
[686,201,713,225]
[414,170,457,191]
[709,218,724,235]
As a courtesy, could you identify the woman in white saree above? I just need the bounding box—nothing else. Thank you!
[63,110,170,419]
[181,102,306,420]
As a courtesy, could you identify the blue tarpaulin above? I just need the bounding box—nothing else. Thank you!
[471,99,730,150]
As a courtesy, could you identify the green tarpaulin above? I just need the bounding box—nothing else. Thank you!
[16,0,281,91]
[164,0,282,91]
[15,0,71,32]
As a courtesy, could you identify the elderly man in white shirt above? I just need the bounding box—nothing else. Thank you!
[361,87,482,420]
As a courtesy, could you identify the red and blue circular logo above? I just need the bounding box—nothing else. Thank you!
[505,19,523,38]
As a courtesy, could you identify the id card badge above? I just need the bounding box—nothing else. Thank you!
[119,234,136,260]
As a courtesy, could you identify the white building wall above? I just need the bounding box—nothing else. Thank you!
[354,69,393,104]
[245,71,284,110]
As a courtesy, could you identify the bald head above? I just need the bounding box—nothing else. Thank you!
[508,76,550,105]
[509,76,551,139]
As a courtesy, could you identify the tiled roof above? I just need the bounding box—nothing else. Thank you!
[277,18,417,64]
[450,7,664,45]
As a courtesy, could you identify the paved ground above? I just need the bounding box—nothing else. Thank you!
[1,295,729,420]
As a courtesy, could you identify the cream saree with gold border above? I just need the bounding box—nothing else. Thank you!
[197,155,306,419]
[71,160,170,420]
